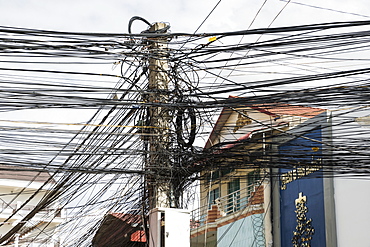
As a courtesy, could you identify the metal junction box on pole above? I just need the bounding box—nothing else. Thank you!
[149,208,190,247]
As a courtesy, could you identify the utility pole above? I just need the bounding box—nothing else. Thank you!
[145,22,190,247]
[147,22,172,209]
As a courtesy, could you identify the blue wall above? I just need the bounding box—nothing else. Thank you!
[279,128,326,247]
[217,213,265,247]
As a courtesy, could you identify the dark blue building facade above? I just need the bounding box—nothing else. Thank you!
[279,128,326,246]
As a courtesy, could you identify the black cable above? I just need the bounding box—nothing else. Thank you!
[128,16,151,34]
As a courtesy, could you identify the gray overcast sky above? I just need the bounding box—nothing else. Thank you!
[1,1,370,245]
[1,0,369,33]
[1,0,369,124]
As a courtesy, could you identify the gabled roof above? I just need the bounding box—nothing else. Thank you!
[221,122,289,150]
[92,213,146,247]
[205,96,325,149]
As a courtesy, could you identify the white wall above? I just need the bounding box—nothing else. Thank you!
[334,178,370,247]
[0,184,47,208]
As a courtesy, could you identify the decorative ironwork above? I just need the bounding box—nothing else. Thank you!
[233,110,252,132]
[292,192,315,247]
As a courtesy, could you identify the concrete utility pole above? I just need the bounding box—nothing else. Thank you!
[147,22,172,209]
[146,22,190,247]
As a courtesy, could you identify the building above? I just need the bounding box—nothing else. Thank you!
[190,101,335,247]
[91,100,370,246]
[92,208,190,247]
[92,213,146,247]
[0,165,65,247]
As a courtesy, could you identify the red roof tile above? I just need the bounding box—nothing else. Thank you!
[250,103,325,118]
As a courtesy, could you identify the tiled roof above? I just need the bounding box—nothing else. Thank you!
[110,213,142,224]
[92,213,145,247]
[204,97,326,149]
[250,103,325,118]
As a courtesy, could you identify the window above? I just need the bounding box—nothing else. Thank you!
[227,178,240,213]
[206,168,235,182]
[247,170,260,198]
[208,187,220,209]
[247,170,260,186]
[220,168,234,177]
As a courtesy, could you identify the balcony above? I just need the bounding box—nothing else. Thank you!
[190,183,264,231]
[0,202,65,223]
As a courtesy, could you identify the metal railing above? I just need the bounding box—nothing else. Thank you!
[216,183,256,216]
[190,183,258,230]
[190,201,213,229]
[0,202,64,220]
